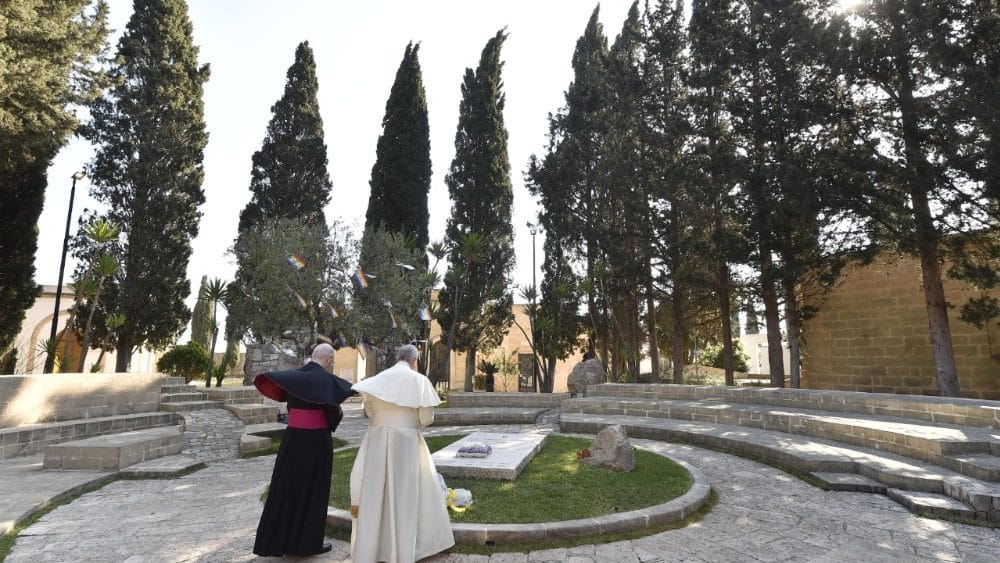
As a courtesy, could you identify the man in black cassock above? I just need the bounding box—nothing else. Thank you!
[252,342,354,557]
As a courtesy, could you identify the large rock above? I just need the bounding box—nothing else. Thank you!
[567,358,606,397]
[581,425,635,472]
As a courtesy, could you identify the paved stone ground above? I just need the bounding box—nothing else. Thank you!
[181,410,246,462]
[7,403,1000,562]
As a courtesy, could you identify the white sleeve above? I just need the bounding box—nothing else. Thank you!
[417,405,434,428]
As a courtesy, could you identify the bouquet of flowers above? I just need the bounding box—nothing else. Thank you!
[446,487,473,513]
[456,442,492,458]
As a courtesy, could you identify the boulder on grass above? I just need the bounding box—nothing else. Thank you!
[581,424,635,472]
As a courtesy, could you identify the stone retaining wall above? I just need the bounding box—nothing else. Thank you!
[447,392,569,409]
[586,384,1000,428]
[0,373,163,427]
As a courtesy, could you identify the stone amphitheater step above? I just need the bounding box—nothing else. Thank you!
[118,454,204,478]
[43,425,184,471]
[0,412,179,461]
[243,422,286,440]
[563,396,1000,481]
[947,453,1000,482]
[224,403,277,425]
[160,384,197,394]
[887,489,979,521]
[810,472,886,493]
[560,412,1000,524]
[431,407,550,426]
[160,376,186,386]
[160,392,208,403]
[447,392,569,409]
[587,383,1000,428]
[204,386,261,406]
[159,401,224,413]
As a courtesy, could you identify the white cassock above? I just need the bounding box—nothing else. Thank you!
[349,361,455,563]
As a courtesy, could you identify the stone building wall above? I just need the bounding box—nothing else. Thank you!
[801,254,1000,400]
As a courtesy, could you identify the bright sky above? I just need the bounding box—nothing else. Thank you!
[35,0,638,344]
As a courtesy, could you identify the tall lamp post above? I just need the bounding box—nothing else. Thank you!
[527,222,539,392]
[44,171,85,373]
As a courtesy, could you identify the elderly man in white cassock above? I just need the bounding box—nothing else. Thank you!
[349,344,454,563]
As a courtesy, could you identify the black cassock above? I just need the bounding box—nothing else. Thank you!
[251,361,354,557]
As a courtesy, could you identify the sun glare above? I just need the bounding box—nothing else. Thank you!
[835,0,864,12]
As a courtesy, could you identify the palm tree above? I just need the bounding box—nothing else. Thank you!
[200,278,229,387]
[77,220,120,372]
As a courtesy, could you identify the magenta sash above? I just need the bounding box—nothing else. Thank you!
[287,408,328,430]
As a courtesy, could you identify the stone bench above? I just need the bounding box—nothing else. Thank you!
[563,396,1000,482]
[431,407,549,426]
[561,412,1000,524]
[0,412,179,461]
[447,392,569,409]
[224,404,277,426]
[43,426,184,471]
[587,384,1000,428]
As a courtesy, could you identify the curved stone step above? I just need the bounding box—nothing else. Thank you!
[563,396,999,480]
[43,426,184,471]
[119,455,204,478]
[160,392,208,403]
[431,407,549,426]
[160,401,223,413]
[561,412,1000,525]
[224,404,277,425]
[160,384,196,394]
[887,489,978,521]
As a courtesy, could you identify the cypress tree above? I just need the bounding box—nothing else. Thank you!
[688,0,743,385]
[0,1,108,362]
[438,30,515,391]
[189,275,212,350]
[843,0,995,396]
[237,42,331,231]
[363,42,431,253]
[230,42,333,345]
[85,0,209,371]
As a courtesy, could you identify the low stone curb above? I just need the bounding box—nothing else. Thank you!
[326,451,710,545]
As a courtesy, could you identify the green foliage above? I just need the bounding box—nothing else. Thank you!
[698,340,749,373]
[364,42,432,252]
[74,218,121,372]
[189,276,213,351]
[439,30,515,389]
[157,341,209,383]
[85,0,209,371]
[0,1,109,356]
[237,41,331,232]
[227,218,354,351]
[348,229,434,352]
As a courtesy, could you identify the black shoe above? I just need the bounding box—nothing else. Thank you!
[293,542,332,557]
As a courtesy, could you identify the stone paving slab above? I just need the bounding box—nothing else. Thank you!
[0,454,113,535]
[7,439,1000,562]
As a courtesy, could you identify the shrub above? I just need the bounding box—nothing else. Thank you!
[697,340,749,373]
[157,342,210,383]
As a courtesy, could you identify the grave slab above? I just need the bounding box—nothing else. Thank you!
[432,431,548,480]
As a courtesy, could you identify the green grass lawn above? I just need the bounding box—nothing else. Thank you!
[329,435,692,523]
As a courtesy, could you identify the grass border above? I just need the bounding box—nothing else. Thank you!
[0,475,116,562]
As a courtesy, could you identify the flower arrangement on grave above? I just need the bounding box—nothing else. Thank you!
[576,448,591,459]
[445,487,473,513]
[456,441,492,458]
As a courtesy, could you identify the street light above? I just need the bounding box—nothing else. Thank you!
[44,171,85,373]
[526,221,539,392]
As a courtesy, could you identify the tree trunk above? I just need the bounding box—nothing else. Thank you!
[77,281,105,373]
[782,276,801,389]
[115,333,131,372]
[759,252,785,387]
[464,347,477,392]
[205,302,218,388]
[671,288,684,384]
[717,259,735,386]
[891,12,960,396]
[645,258,660,381]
